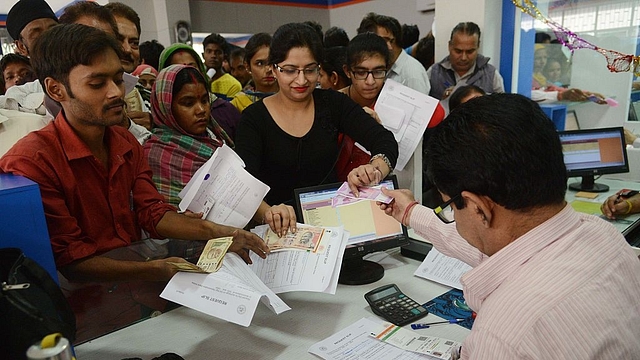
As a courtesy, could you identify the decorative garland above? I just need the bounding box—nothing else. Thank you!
[512,0,640,76]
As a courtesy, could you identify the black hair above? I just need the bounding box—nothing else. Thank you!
[244,33,272,64]
[401,24,419,48]
[449,22,481,43]
[30,24,123,92]
[203,33,226,49]
[535,32,552,43]
[140,39,165,71]
[0,53,31,72]
[104,2,141,37]
[320,46,350,86]
[303,21,324,45]
[426,93,566,210]
[448,85,486,111]
[357,12,402,47]
[414,32,435,70]
[59,1,121,41]
[269,22,324,65]
[346,32,390,70]
[172,66,208,97]
[230,48,245,62]
[324,26,349,48]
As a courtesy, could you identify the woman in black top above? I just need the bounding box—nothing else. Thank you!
[235,23,398,221]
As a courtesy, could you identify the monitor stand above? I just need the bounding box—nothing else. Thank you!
[338,257,384,285]
[568,175,609,192]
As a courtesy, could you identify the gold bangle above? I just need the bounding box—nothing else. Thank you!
[624,200,633,215]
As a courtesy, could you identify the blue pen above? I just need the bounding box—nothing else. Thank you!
[411,318,466,330]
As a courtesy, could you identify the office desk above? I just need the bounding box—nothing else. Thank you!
[566,177,640,247]
[75,249,470,360]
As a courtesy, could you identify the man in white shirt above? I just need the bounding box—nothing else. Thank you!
[357,13,430,95]
[380,93,640,359]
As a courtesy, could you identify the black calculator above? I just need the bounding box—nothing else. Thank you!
[364,284,429,326]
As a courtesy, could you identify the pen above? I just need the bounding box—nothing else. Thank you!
[615,193,622,204]
[411,318,466,330]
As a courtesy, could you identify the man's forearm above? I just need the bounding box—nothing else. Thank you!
[60,256,162,283]
[154,210,237,241]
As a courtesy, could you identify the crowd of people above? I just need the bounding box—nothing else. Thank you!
[1,0,639,358]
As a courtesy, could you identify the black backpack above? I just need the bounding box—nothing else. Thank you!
[0,248,76,360]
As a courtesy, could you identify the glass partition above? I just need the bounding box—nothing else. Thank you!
[515,0,639,129]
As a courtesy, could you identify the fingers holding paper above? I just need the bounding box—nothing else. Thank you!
[228,229,270,264]
[348,164,383,197]
[159,257,194,280]
[264,204,297,237]
[378,187,416,223]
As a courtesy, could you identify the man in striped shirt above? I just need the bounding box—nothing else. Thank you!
[380,93,640,359]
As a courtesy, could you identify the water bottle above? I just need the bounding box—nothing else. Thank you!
[26,333,75,360]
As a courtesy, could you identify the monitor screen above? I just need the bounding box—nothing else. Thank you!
[293,175,409,284]
[558,126,629,192]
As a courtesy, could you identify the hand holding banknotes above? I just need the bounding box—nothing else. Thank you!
[160,257,198,280]
[347,163,385,197]
[377,187,418,226]
[227,229,270,264]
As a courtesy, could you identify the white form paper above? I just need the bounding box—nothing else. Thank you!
[414,248,472,290]
[376,79,439,171]
[178,144,269,228]
[249,225,348,294]
[308,317,440,360]
[160,252,290,327]
[372,322,461,359]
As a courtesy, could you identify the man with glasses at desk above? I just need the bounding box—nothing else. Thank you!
[379,93,640,359]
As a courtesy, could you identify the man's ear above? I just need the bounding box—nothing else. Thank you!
[343,65,351,80]
[44,78,67,103]
[14,40,29,57]
[461,191,495,227]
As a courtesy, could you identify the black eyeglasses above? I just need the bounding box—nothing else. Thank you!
[273,63,320,78]
[433,193,461,224]
[350,69,387,80]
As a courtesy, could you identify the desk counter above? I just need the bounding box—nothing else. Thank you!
[75,249,469,359]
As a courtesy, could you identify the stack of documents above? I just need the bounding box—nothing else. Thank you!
[308,317,460,360]
[376,79,439,171]
[414,248,472,290]
[178,144,269,228]
[161,225,349,326]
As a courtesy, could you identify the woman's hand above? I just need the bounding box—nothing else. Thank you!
[263,204,297,237]
[347,163,383,197]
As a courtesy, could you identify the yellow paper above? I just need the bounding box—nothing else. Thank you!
[570,200,602,215]
[574,191,599,199]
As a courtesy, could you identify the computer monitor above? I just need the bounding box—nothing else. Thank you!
[293,175,409,285]
[559,126,629,192]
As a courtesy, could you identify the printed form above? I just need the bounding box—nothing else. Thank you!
[376,79,439,171]
[414,248,472,290]
[249,225,349,294]
[160,252,290,327]
[308,317,444,360]
[178,144,269,228]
